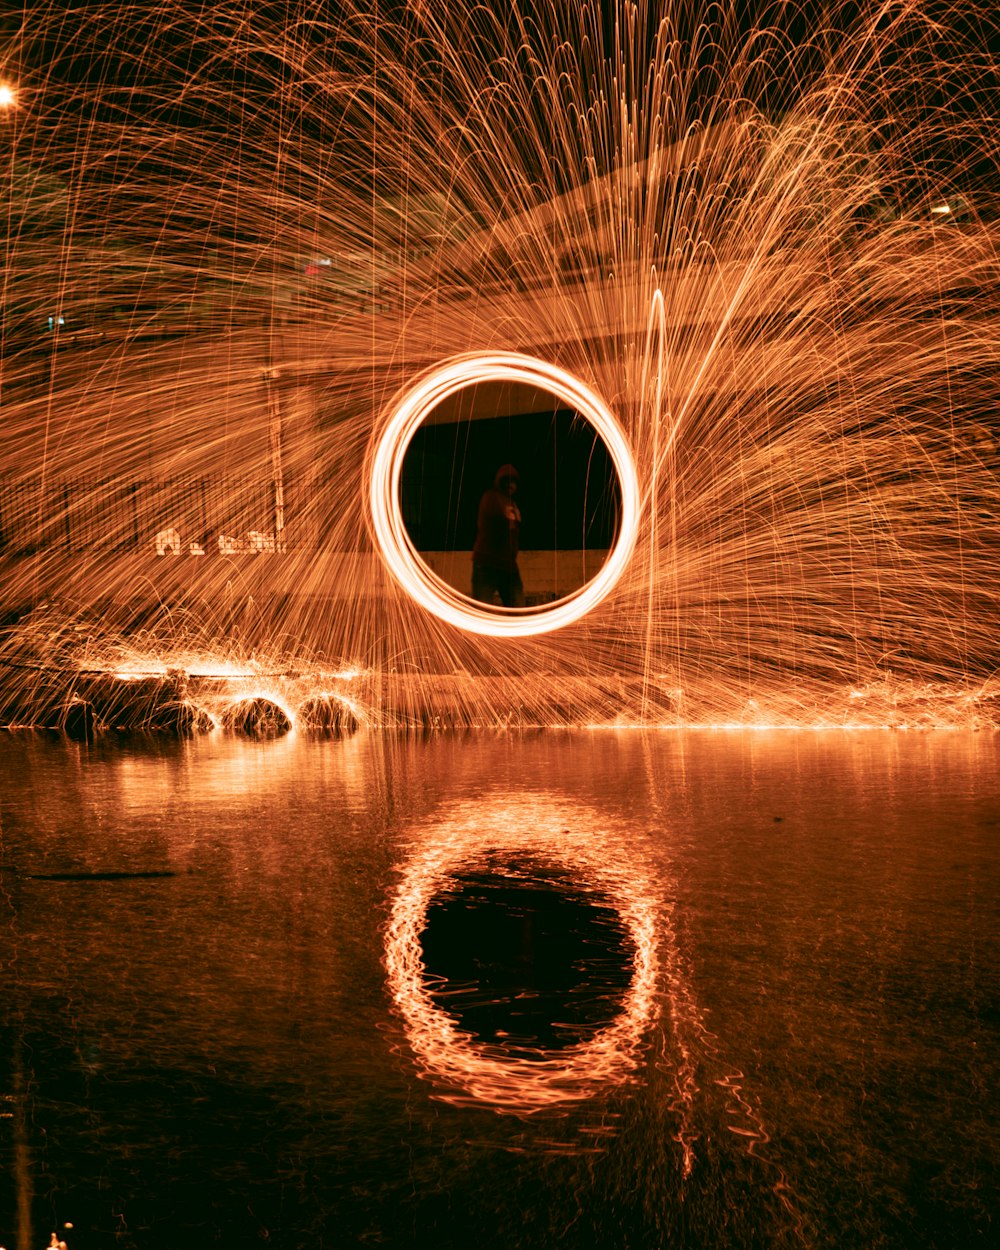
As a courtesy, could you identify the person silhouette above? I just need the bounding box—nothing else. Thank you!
[471,464,525,607]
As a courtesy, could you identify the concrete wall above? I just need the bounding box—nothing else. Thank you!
[419,550,609,601]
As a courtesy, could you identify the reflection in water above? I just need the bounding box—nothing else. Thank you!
[3,732,992,1247]
[419,860,636,1057]
[385,792,659,1113]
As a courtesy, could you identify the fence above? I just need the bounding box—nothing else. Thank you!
[0,476,293,556]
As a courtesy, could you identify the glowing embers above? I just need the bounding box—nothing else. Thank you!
[368,352,640,637]
[385,793,658,1112]
[220,696,293,737]
[297,693,360,734]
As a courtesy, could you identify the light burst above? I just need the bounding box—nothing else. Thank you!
[1,1,999,726]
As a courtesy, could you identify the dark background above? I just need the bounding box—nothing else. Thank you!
[399,408,621,552]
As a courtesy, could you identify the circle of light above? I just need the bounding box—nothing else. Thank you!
[384,793,659,1113]
[368,352,640,637]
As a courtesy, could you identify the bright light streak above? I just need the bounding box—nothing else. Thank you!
[368,352,641,638]
[104,658,259,680]
[184,661,260,679]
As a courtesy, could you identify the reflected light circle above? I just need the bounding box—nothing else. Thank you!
[369,352,640,637]
[384,793,659,1112]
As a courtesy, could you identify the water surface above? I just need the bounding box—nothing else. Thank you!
[0,729,996,1248]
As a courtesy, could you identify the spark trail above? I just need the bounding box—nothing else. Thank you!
[1,1,999,726]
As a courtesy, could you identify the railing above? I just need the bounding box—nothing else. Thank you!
[0,476,290,556]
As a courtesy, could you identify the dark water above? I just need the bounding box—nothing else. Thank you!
[0,729,997,1249]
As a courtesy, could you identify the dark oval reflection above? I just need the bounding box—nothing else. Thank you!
[419,858,637,1059]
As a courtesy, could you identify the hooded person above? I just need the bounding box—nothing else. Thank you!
[471,463,525,607]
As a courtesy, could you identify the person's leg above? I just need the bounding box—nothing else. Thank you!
[496,568,525,608]
[472,564,499,605]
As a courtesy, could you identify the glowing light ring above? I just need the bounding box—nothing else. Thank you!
[384,794,658,1112]
[369,352,640,637]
